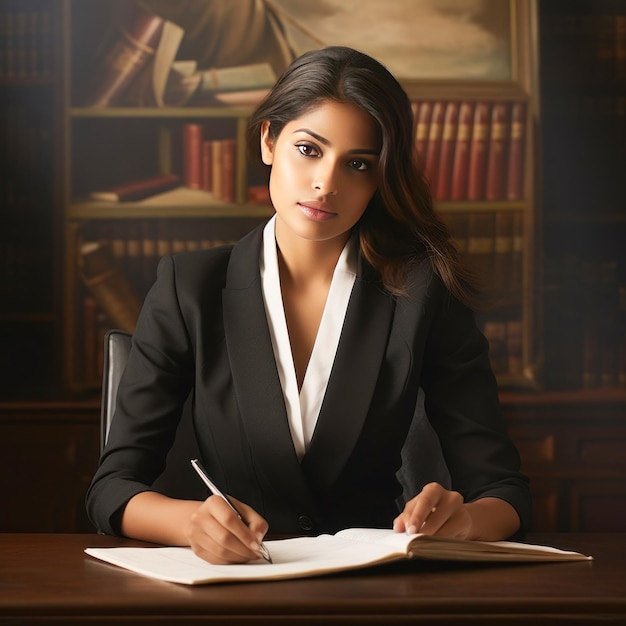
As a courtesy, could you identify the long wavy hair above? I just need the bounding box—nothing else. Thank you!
[247,46,478,306]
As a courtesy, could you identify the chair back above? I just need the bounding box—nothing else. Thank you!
[101,329,132,451]
[100,329,205,500]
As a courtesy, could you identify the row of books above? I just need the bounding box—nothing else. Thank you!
[87,126,238,205]
[411,100,526,203]
[78,237,236,383]
[0,103,51,212]
[442,210,524,307]
[74,209,526,383]
[0,8,53,79]
[481,318,523,379]
[541,12,626,86]
[183,124,237,202]
[80,0,275,108]
[544,256,626,390]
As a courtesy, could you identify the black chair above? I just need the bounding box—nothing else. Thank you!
[101,329,449,505]
[100,329,205,500]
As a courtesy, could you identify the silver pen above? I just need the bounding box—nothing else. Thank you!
[190,458,273,564]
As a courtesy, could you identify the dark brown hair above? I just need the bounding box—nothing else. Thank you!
[247,46,478,305]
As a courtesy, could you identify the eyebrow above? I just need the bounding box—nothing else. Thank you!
[293,128,380,156]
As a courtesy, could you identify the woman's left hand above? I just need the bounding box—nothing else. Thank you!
[393,482,473,538]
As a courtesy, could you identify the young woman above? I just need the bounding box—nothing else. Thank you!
[86,46,530,565]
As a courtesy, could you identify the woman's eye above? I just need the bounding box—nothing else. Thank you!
[297,144,319,157]
[349,159,369,171]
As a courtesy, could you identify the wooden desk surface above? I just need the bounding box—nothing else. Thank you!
[1,533,625,625]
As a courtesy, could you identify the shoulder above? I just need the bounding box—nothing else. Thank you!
[161,223,265,293]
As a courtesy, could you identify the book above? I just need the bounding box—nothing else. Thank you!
[183,123,203,189]
[83,2,164,107]
[450,101,474,200]
[467,102,491,201]
[506,102,527,200]
[435,101,459,201]
[85,528,591,586]
[485,102,510,201]
[90,174,181,202]
[423,101,445,192]
[413,100,432,168]
[79,241,142,333]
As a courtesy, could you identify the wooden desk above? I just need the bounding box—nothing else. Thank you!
[1,533,624,625]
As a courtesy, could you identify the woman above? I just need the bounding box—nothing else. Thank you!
[86,46,531,565]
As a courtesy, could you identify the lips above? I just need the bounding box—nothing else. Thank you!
[298,201,337,222]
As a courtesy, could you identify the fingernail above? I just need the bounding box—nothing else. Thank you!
[249,540,260,551]
[407,525,417,535]
[256,532,265,544]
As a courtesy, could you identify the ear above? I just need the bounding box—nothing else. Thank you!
[260,120,274,165]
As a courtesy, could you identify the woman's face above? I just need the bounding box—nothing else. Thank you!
[261,100,381,249]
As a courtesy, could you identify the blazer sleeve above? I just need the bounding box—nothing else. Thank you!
[85,255,196,536]
[419,278,532,532]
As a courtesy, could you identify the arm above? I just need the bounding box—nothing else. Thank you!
[395,276,531,540]
[121,491,269,564]
[393,483,520,540]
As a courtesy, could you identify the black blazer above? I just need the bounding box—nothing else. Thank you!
[86,224,531,536]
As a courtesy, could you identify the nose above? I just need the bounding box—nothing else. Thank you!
[312,160,338,196]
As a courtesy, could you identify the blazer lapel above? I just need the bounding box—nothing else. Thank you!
[222,227,315,512]
[301,264,395,492]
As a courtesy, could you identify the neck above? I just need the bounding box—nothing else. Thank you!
[274,224,349,289]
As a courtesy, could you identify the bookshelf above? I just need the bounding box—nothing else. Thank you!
[0,0,62,398]
[539,0,626,393]
[59,0,540,392]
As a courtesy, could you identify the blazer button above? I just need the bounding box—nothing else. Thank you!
[298,515,313,531]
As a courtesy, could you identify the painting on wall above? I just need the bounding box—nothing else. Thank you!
[269,0,514,81]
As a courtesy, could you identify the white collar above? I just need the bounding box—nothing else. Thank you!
[260,215,357,460]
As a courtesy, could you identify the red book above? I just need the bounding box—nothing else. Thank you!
[506,102,527,200]
[201,140,213,192]
[485,102,510,201]
[423,101,445,192]
[413,101,432,169]
[467,102,491,201]
[83,3,164,107]
[90,174,181,202]
[220,138,237,203]
[435,101,460,201]
[450,101,475,200]
[183,123,203,189]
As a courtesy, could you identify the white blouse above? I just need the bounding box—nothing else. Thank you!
[260,216,358,461]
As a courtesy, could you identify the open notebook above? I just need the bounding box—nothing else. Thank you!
[85,528,592,585]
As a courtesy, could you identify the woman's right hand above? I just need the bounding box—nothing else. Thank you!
[185,495,269,564]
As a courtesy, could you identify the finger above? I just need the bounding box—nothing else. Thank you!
[402,484,443,534]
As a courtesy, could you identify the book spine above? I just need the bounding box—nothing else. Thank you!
[467,102,491,201]
[506,102,527,200]
[485,102,509,201]
[435,101,459,201]
[450,101,474,201]
[423,101,445,192]
[83,5,164,107]
[201,140,213,192]
[414,100,432,170]
[183,123,203,189]
[221,138,237,203]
